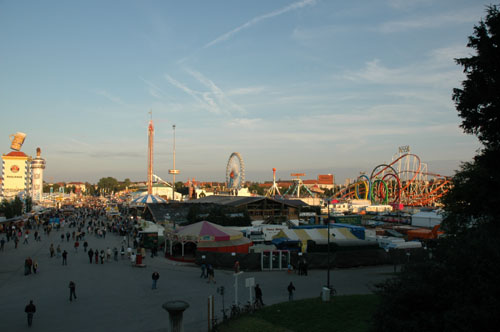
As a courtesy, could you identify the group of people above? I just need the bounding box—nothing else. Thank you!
[24,257,38,275]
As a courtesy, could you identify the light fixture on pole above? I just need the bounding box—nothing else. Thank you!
[168,124,180,200]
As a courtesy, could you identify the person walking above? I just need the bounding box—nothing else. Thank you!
[100,250,105,264]
[152,271,160,289]
[106,247,111,262]
[255,284,264,306]
[62,250,68,265]
[207,264,216,284]
[23,233,29,245]
[0,238,5,251]
[88,249,94,264]
[120,246,125,259]
[200,263,207,278]
[56,245,61,258]
[234,260,240,274]
[74,241,79,253]
[83,241,88,252]
[94,249,99,264]
[33,261,38,274]
[287,282,296,301]
[113,247,118,261]
[49,244,55,258]
[14,236,19,248]
[69,281,77,301]
[25,300,36,327]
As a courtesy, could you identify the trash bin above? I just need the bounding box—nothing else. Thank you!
[322,287,330,302]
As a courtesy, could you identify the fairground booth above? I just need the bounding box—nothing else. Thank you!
[164,220,252,261]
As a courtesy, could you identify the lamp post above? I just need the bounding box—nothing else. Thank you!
[327,198,331,289]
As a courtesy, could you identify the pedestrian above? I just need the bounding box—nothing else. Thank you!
[0,238,5,251]
[14,236,19,248]
[207,264,216,284]
[88,249,94,263]
[33,261,38,274]
[255,284,264,306]
[100,250,105,264]
[234,260,240,274]
[106,247,111,261]
[287,282,296,301]
[62,250,68,265]
[113,247,118,261]
[303,259,308,276]
[152,271,160,289]
[94,249,99,264]
[56,245,62,258]
[83,241,88,252]
[60,234,64,242]
[27,257,33,274]
[24,258,30,276]
[49,244,55,257]
[69,281,77,301]
[24,300,36,327]
[120,246,125,259]
[74,241,79,253]
[23,233,29,245]
[200,263,207,278]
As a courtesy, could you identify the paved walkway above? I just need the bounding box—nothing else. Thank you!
[0,227,393,332]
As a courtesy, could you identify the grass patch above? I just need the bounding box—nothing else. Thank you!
[218,294,379,332]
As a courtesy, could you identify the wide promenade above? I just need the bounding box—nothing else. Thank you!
[0,226,393,332]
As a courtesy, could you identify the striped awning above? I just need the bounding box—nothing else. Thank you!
[130,194,166,205]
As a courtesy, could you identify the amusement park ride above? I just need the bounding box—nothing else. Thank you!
[333,146,452,207]
[226,152,245,193]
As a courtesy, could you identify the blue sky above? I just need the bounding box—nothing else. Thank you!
[0,0,490,184]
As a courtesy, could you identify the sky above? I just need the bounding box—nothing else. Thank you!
[0,0,491,184]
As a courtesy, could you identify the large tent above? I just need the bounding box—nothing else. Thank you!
[273,227,358,252]
[166,221,252,258]
[130,194,167,205]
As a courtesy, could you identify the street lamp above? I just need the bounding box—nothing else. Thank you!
[327,198,331,289]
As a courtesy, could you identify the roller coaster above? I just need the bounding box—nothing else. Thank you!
[334,148,452,207]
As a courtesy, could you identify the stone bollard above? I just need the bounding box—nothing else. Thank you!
[162,300,189,332]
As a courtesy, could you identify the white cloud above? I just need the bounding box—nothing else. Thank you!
[204,0,317,48]
[185,68,246,114]
[227,86,266,96]
[379,9,480,33]
[225,117,262,128]
[94,90,130,107]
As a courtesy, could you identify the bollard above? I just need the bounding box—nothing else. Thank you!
[162,300,189,332]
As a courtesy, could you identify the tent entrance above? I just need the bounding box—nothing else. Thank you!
[261,250,290,271]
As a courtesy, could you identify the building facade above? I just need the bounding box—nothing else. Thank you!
[1,151,32,200]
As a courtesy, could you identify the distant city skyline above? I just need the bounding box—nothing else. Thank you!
[0,1,485,184]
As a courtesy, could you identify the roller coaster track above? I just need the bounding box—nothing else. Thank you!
[333,153,451,207]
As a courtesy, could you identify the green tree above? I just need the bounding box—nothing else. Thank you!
[452,5,500,150]
[372,6,500,332]
[97,177,119,193]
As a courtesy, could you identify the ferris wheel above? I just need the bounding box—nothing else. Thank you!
[226,152,245,191]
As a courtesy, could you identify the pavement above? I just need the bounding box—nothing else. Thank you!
[0,226,394,332]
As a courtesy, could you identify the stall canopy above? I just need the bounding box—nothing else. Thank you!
[273,227,358,252]
[176,221,252,253]
[130,194,167,205]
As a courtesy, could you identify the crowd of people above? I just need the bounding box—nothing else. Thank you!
[1,202,301,328]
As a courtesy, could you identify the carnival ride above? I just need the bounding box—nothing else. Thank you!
[283,173,315,198]
[226,152,245,191]
[334,149,452,207]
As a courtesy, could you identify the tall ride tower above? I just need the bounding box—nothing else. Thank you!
[31,147,46,202]
[147,117,154,195]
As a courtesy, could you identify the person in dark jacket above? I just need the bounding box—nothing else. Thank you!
[287,282,296,301]
[152,271,160,289]
[255,284,264,306]
[25,300,36,326]
[69,281,77,301]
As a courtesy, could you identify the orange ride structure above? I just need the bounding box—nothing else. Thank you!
[334,147,452,207]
